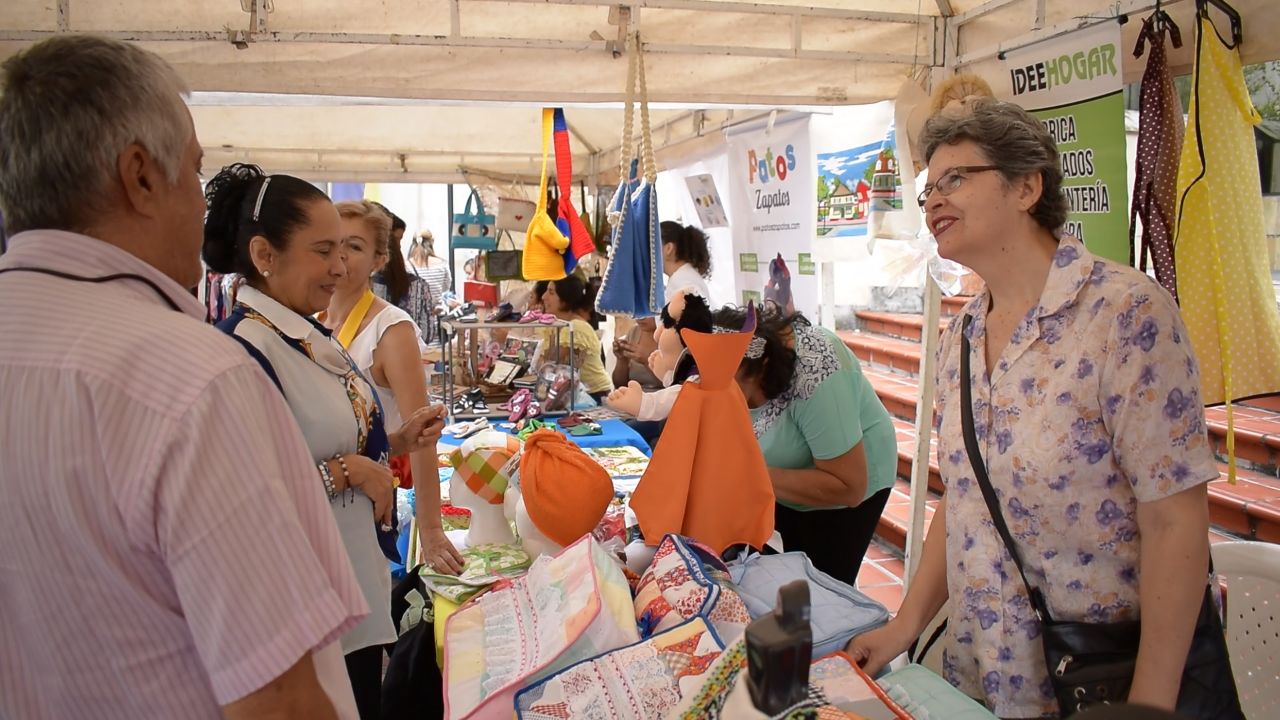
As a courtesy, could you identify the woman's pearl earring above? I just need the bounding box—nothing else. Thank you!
[262,270,272,278]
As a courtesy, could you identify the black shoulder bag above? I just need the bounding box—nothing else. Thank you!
[959,317,1243,718]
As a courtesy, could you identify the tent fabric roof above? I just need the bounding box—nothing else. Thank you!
[3,0,1278,182]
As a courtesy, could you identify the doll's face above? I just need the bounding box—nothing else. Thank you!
[649,291,690,381]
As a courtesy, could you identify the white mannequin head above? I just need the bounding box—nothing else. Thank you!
[514,494,565,558]
[447,431,521,547]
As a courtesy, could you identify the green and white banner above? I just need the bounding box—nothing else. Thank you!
[995,22,1128,263]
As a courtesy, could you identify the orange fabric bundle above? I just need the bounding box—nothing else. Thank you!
[629,322,775,553]
[518,429,614,546]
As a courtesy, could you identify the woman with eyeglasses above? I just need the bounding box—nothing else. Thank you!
[847,99,1238,718]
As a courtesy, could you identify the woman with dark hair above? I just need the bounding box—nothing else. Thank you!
[204,163,446,719]
[371,205,436,344]
[713,306,896,588]
[660,220,712,302]
[848,99,1238,719]
[541,274,612,402]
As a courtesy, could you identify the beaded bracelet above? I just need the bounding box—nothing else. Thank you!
[332,454,352,498]
[318,460,338,501]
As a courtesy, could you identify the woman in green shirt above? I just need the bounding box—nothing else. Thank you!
[713,307,896,586]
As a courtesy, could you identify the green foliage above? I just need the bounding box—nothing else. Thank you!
[1244,61,1280,120]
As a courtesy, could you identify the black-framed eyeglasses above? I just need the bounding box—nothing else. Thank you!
[917,165,1000,207]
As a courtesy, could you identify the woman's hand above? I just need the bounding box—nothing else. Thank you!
[419,525,466,575]
[845,618,917,676]
[343,455,397,525]
[392,403,447,455]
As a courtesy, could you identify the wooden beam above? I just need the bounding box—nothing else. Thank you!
[934,0,954,16]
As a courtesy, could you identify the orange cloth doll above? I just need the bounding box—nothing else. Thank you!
[629,303,775,553]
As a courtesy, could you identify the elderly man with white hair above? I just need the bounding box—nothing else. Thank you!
[0,36,367,719]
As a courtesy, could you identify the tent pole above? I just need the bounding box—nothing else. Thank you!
[446,184,456,294]
[903,65,954,592]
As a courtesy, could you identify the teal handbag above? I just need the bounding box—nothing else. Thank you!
[451,188,497,250]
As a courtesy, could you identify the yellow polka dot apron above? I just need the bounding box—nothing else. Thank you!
[1174,16,1280,481]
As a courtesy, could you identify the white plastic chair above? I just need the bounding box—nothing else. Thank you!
[1211,540,1280,719]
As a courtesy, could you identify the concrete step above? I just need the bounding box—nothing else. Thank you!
[854,311,950,342]
[940,294,971,316]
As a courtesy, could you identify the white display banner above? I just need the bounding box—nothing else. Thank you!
[725,116,818,318]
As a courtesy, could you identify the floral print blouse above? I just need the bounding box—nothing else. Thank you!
[933,236,1218,717]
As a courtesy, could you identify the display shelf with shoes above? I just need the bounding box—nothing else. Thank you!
[440,317,577,422]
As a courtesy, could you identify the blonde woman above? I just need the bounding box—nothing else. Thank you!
[408,230,452,306]
[320,199,465,585]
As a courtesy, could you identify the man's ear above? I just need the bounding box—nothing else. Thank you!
[116,143,165,219]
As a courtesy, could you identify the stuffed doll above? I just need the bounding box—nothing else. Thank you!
[763,253,794,314]
[606,289,712,421]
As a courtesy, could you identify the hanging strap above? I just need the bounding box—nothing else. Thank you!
[536,108,555,215]
[959,315,1054,623]
[337,289,376,348]
[635,33,656,184]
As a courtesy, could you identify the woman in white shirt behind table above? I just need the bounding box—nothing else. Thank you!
[660,220,711,302]
[320,200,465,579]
[203,164,446,720]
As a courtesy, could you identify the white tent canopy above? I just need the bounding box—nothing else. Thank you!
[3,0,1279,180]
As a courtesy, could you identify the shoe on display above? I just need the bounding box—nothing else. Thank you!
[468,388,491,415]
[451,393,474,416]
[486,302,516,323]
[507,388,532,422]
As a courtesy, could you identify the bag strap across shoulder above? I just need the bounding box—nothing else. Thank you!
[959,315,1054,623]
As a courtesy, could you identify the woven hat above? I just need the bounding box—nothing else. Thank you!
[449,431,523,505]
[518,429,613,546]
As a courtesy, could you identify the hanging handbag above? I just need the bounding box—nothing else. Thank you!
[552,108,596,274]
[496,196,537,233]
[523,108,572,281]
[484,231,524,281]
[958,316,1244,719]
[596,31,665,318]
[451,187,497,251]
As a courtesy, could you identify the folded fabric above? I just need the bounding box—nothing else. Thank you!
[809,652,911,719]
[443,536,639,720]
[875,664,998,720]
[633,534,750,643]
[420,543,532,604]
[728,551,889,659]
[515,616,725,719]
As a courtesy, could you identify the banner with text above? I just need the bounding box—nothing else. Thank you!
[994,22,1128,262]
[725,116,817,316]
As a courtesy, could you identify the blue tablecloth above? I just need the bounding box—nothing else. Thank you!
[439,418,651,455]
[392,418,651,577]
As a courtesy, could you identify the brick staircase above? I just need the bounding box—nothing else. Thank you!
[844,294,1280,561]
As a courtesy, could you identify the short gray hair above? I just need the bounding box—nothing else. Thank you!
[920,97,1068,233]
[0,35,190,234]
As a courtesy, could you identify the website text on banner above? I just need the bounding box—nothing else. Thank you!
[990,22,1128,263]
[725,117,818,317]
